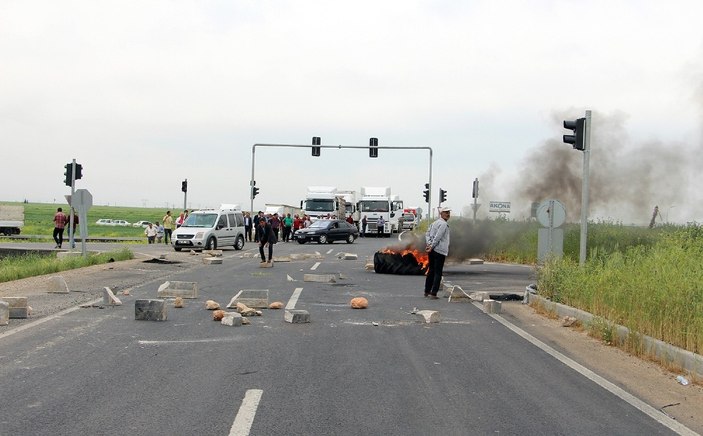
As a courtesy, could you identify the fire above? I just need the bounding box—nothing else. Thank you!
[381,245,429,270]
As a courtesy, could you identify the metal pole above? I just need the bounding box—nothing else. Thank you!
[69,158,76,250]
[250,145,256,214]
[428,148,433,220]
[183,178,187,211]
[579,110,592,266]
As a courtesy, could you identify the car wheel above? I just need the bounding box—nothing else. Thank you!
[205,237,217,250]
[234,235,244,250]
[318,234,327,244]
[297,239,307,244]
[346,234,355,244]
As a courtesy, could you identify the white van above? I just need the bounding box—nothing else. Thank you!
[172,205,246,251]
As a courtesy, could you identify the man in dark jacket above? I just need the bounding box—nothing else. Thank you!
[257,218,277,264]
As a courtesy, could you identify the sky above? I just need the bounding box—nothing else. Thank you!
[2,0,703,225]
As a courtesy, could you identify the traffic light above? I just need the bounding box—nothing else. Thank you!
[439,188,447,204]
[369,137,378,158]
[75,163,83,180]
[181,180,188,193]
[472,178,479,199]
[563,118,586,151]
[251,180,259,199]
[423,183,430,202]
[63,163,73,186]
[312,136,321,157]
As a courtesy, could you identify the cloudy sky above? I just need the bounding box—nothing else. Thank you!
[2,0,702,224]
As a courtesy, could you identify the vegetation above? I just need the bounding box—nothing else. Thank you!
[0,248,134,283]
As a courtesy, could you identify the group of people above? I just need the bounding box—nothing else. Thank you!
[158,209,189,244]
[244,211,315,264]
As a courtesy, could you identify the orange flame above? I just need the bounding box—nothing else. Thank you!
[381,246,429,270]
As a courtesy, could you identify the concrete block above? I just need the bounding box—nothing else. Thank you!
[416,310,440,324]
[483,299,502,314]
[284,309,310,324]
[2,297,28,319]
[202,257,223,265]
[103,287,122,306]
[469,291,490,302]
[303,274,336,283]
[274,256,291,262]
[204,249,223,257]
[227,289,269,309]
[468,258,485,265]
[157,281,198,299]
[47,276,69,294]
[135,299,167,321]
[0,301,8,326]
[56,251,81,259]
[221,312,243,327]
[337,252,358,260]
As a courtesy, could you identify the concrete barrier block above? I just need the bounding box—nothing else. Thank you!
[483,299,502,314]
[103,287,122,306]
[47,276,69,294]
[303,274,336,283]
[448,285,471,302]
[0,301,9,326]
[135,299,167,321]
[221,312,243,327]
[202,257,223,265]
[204,249,223,257]
[2,297,28,319]
[468,258,485,265]
[469,291,490,302]
[284,309,310,324]
[337,252,358,260]
[416,310,440,324]
[227,289,269,309]
[157,281,198,299]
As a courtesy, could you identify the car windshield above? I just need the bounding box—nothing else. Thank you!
[360,201,389,212]
[183,213,217,228]
[305,199,334,212]
[309,220,331,229]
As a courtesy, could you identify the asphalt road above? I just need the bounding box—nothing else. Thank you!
[0,236,686,435]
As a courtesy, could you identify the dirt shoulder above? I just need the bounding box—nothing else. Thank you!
[501,301,703,434]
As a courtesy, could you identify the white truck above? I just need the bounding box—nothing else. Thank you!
[337,190,360,223]
[302,186,340,221]
[0,205,24,236]
[358,187,403,236]
[264,203,302,218]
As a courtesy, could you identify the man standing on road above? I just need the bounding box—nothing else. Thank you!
[52,207,67,249]
[244,212,253,242]
[162,211,174,245]
[257,217,277,264]
[376,216,385,237]
[424,207,451,299]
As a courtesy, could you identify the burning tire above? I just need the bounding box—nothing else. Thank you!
[373,252,427,275]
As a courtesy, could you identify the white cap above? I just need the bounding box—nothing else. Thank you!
[439,207,452,213]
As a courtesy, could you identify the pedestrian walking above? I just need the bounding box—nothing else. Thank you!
[257,217,277,264]
[162,211,175,244]
[244,212,253,242]
[144,223,157,244]
[424,207,451,299]
[155,221,164,243]
[361,215,367,237]
[52,207,68,249]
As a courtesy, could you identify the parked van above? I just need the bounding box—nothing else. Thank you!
[171,205,245,251]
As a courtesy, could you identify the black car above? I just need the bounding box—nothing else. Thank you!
[294,219,359,244]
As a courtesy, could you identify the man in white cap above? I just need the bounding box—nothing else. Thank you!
[424,207,451,299]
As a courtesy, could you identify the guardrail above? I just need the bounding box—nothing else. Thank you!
[1,235,143,243]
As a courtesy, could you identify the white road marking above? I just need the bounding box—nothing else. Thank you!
[483,304,697,436]
[310,262,320,270]
[286,287,303,310]
[229,389,263,436]
[325,248,333,254]
[138,337,245,345]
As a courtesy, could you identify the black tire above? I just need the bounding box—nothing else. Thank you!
[297,239,307,244]
[318,234,328,244]
[346,234,355,244]
[205,237,217,250]
[234,235,244,250]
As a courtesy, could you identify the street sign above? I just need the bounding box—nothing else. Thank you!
[72,189,93,209]
[489,201,511,213]
[536,199,566,228]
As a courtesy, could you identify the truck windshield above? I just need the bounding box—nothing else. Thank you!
[360,201,389,212]
[184,213,217,228]
[305,199,334,212]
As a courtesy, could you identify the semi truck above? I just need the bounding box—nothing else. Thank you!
[0,205,24,236]
[302,186,339,221]
[358,187,403,236]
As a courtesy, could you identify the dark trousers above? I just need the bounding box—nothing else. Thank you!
[424,250,446,295]
[245,226,252,241]
[53,227,64,247]
[283,226,292,242]
[164,229,172,244]
[259,243,273,262]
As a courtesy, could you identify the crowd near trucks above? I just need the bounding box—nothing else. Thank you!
[0,205,24,236]
[357,186,404,236]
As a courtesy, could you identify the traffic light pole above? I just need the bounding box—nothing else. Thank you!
[250,143,433,218]
[579,110,592,266]
[69,158,76,249]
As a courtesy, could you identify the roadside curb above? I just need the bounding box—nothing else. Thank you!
[526,293,703,379]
